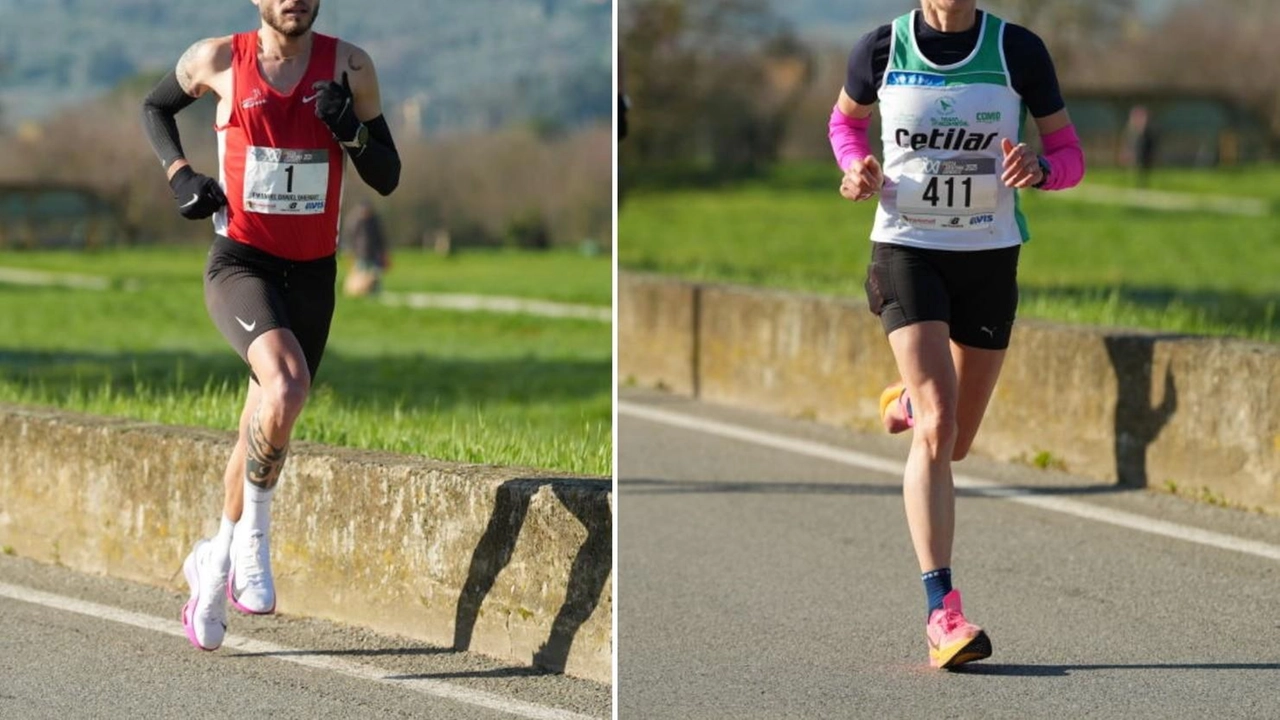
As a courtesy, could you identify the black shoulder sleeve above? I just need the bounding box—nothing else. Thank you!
[141,70,199,170]
[1003,24,1066,118]
[844,24,892,105]
[349,114,400,197]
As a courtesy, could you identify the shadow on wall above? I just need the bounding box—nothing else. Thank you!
[1103,336,1179,488]
[452,478,612,674]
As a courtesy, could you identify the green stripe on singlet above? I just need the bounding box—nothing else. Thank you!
[1015,100,1031,242]
[890,11,1009,87]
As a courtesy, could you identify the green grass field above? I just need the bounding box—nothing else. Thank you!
[0,246,612,475]
[619,162,1280,342]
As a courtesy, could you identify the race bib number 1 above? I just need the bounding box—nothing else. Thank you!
[243,146,329,215]
[897,157,999,230]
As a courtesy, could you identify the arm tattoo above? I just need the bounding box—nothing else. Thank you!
[175,40,206,97]
[347,53,365,72]
[245,410,290,491]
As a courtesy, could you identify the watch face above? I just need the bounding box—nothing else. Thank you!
[343,124,368,148]
[1034,156,1051,188]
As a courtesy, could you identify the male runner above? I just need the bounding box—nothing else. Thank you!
[141,0,400,651]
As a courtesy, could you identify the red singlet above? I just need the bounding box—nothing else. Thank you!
[214,31,344,261]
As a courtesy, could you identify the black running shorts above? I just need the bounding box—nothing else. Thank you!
[863,242,1020,350]
[204,235,337,380]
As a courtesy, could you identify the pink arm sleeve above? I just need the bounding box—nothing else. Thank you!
[829,107,872,172]
[1039,124,1085,191]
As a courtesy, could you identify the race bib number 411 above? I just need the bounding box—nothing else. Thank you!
[243,146,329,215]
[896,156,999,230]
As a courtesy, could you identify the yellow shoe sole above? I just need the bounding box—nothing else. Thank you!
[929,630,992,669]
[878,383,905,422]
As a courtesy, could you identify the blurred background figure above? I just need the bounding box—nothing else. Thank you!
[618,52,629,142]
[343,200,389,297]
[1123,104,1158,187]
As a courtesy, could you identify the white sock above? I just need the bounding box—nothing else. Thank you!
[240,482,274,535]
[211,516,234,573]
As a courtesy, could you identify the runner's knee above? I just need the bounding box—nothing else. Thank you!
[260,372,310,419]
[914,407,958,459]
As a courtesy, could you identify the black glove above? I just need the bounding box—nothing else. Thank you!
[168,165,227,220]
[315,71,361,144]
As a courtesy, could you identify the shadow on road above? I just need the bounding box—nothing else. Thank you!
[229,646,454,659]
[952,662,1280,677]
[385,666,568,681]
[620,477,1138,498]
[230,649,573,680]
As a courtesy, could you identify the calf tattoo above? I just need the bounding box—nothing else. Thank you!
[245,410,290,491]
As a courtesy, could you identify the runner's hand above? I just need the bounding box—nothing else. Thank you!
[1001,138,1044,188]
[315,71,361,144]
[840,155,883,202]
[168,165,227,220]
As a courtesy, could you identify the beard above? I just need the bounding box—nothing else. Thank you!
[262,2,320,38]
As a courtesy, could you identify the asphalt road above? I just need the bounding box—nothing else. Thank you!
[0,554,610,720]
[617,388,1280,720]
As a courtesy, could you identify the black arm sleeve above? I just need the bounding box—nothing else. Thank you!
[843,25,891,105]
[349,115,400,196]
[141,70,199,170]
[1004,24,1065,118]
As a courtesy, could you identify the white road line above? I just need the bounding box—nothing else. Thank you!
[0,582,599,720]
[0,266,118,290]
[380,292,610,322]
[619,401,1280,562]
[1045,184,1270,217]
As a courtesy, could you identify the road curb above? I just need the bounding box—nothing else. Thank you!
[619,271,1280,514]
[0,405,612,683]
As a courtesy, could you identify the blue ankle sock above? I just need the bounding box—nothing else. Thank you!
[922,568,952,617]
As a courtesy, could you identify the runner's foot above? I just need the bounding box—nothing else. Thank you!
[926,589,991,669]
[182,539,228,650]
[228,528,276,615]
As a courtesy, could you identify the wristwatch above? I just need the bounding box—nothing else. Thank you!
[1032,155,1051,189]
[341,123,369,152]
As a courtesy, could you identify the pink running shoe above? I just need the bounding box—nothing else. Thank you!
[926,589,991,669]
[878,382,914,434]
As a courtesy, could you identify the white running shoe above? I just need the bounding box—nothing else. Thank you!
[228,528,276,614]
[181,539,228,651]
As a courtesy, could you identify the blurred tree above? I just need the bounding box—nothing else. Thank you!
[1043,0,1280,140]
[621,0,814,179]
[0,57,7,132]
[986,0,1140,73]
[85,42,137,88]
[1125,0,1280,135]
